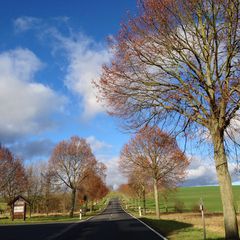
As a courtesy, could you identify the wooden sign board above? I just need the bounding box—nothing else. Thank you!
[14,200,26,219]
[9,196,30,221]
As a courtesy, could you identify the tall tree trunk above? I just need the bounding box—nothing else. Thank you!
[153,179,160,219]
[142,185,146,215]
[212,129,239,240]
[90,200,93,212]
[29,205,32,218]
[69,188,76,218]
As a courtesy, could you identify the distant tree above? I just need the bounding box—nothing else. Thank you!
[49,136,97,217]
[26,164,42,217]
[118,184,135,198]
[40,165,56,215]
[25,162,53,216]
[120,165,150,215]
[120,126,188,218]
[97,0,240,238]
[79,168,108,211]
[0,145,27,206]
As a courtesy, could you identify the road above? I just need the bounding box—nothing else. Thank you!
[0,198,166,240]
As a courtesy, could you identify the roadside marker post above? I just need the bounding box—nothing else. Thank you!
[138,206,142,217]
[200,200,206,240]
[79,209,82,220]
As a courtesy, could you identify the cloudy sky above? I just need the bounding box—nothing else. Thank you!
[0,0,239,188]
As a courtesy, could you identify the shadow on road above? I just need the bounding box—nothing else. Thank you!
[140,217,192,235]
[139,218,225,240]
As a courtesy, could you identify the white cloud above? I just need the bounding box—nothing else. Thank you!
[51,31,111,118]
[97,155,127,189]
[184,157,240,186]
[14,17,42,33]
[13,17,111,119]
[86,136,111,152]
[105,157,127,189]
[0,48,67,142]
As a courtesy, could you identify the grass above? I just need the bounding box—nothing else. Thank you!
[0,198,107,225]
[171,186,240,212]
[121,186,240,239]
[0,214,84,224]
[126,208,227,239]
[141,217,225,240]
[126,186,240,213]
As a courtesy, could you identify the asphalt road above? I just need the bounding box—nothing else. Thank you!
[0,198,166,240]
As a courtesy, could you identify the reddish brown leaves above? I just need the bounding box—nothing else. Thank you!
[120,126,189,187]
[49,136,97,190]
[0,145,27,203]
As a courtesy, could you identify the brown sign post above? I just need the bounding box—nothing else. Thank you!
[9,195,30,221]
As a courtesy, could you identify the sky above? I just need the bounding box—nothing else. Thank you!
[0,0,239,188]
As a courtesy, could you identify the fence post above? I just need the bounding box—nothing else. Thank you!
[200,199,206,240]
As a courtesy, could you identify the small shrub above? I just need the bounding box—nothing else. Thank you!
[174,200,185,213]
[191,203,200,213]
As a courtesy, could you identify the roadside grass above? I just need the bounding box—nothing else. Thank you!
[140,215,225,240]
[126,186,240,213]
[0,198,107,225]
[0,214,83,224]
[125,208,227,240]
[120,186,240,240]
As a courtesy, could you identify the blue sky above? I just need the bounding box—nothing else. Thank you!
[0,0,239,188]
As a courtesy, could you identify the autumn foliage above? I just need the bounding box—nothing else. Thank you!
[49,136,108,217]
[97,0,240,238]
[119,126,188,218]
[0,145,27,204]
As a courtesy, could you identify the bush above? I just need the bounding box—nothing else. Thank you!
[174,200,185,213]
[191,203,200,213]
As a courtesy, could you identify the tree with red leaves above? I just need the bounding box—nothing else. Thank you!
[78,167,108,211]
[120,126,188,218]
[0,145,27,205]
[97,0,240,238]
[120,163,151,215]
[49,136,97,218]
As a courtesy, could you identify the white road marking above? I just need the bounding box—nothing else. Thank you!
[122,207,168,240]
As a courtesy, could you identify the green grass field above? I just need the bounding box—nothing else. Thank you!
[122,186,240,239]
[140,217,225,240]
[0,198,108,224]
[126,185,240,213]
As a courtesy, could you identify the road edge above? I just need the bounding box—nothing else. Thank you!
[121,206,168,240]
[46,201,110,240]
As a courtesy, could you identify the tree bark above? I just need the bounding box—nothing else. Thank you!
[69,188,76,218]
[90,201,94,212]
[212,129,239,240]
[153,179,160,219]
[142,185,146,215]
[29,205,32,218]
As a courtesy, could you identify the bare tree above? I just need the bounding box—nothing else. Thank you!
[26,163,47,217]
[128,168,150,215]
[120,161,151,215]
[49,136,97,217]
[119,126,188,218]
[97,0,240,238]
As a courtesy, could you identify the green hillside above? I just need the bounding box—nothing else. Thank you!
[127,186,240,213]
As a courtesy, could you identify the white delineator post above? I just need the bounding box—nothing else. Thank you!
[139,206,142,217]
[79,209,82,220]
